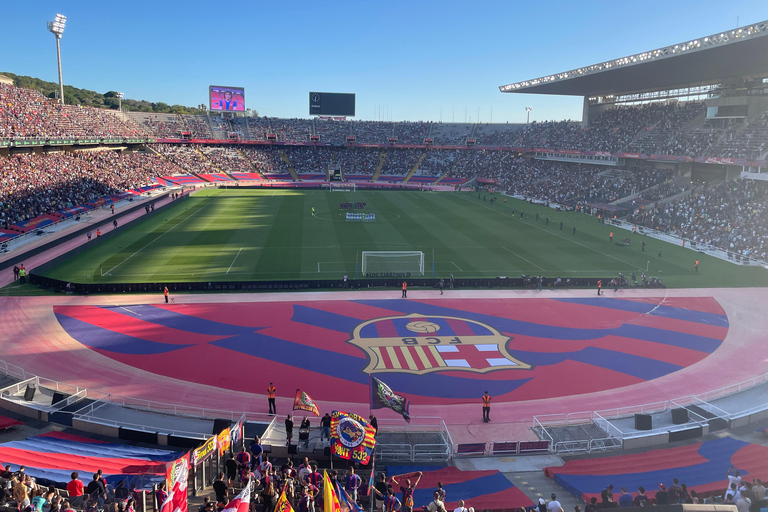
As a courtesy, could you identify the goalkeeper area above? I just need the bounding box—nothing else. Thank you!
[38,188,768,288]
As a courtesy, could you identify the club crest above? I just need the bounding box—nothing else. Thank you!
[348,313,531,374]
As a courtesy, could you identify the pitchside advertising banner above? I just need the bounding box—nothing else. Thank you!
[329,411,376,464]
[163,453,189,512]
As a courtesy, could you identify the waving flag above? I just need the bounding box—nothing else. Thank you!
[329,411,376,464]
[293,389,320,416]
[370,376,410,422]
[324,471,341,512]
[334,480,363,512]
[275,486,294,512]
[222,478,251,512]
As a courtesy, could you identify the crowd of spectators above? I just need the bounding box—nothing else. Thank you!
[626,178,768,260]
[0,84,146,139]
[380,149,424,175]
[240,147,290,174]
[0,150,175,227]
[199,147,249,174]
[155,144,217,174]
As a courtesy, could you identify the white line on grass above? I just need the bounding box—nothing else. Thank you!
[452,262,463,271]
[104,201,213,276]
[226,248,243,274]
[455,194,638,268]
[503,247,545,271]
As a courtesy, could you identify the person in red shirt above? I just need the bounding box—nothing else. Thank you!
[67,472,85,508]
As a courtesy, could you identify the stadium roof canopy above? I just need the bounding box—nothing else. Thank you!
[500,21,768,97]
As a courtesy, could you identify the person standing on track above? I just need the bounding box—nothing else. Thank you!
[695,260,699,272]
[439,278,444,295]
[482,391,491,422]
[267,383,276,414]
[402,281,407,298]
[450,273,454,289]
[597,280,602,296]
[164,286,169,304]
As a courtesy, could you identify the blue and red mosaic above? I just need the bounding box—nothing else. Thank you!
[54,296,728,405]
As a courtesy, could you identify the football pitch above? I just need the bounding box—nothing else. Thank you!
[40,189,768,288]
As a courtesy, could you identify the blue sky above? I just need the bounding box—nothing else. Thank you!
[2,1,767,123]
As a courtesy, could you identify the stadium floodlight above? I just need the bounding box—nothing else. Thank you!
[525,106,532,124]
[116,92,124,112]
[47,14,67,106]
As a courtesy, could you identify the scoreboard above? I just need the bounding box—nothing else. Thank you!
[309,92,355,117]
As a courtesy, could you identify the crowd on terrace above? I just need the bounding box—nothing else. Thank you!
[0,84,145,139]
[0,151,173,227]
[626,179,768,260]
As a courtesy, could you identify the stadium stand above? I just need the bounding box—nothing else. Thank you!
[543,436,768,503]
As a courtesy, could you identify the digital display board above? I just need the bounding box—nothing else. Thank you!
[309,92,355,117]
[209,86,245,112]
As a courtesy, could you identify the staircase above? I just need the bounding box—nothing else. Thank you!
[279,149,300,181]
[433,163,457,185]
[403,153,427,184]
[372,152,387,181]
[236,148,266,179]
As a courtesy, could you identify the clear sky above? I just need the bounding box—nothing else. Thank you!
[2,1,767,123]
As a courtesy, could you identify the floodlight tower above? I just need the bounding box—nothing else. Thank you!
[525,106,532,124]
[116,92,124,112]
[47,14,67,105]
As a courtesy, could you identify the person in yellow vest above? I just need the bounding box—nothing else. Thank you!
[695,260,699,272]
[267,383,276,414]
[482,391,491,422]
[19,266,26,285]
[402,281,407,298]
[597,280,602,296]
[164,286,169,304]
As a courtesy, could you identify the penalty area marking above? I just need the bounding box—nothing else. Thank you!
[226,248,244,274]
[103,200,213,276]
[503,247,545,271]
[452,262,463,271]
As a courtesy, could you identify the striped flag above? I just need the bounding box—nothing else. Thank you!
[324,471,341,512]
[221,478,251,512]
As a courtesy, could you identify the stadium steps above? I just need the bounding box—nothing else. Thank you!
[402,153,427,184]
[433,163,457,184]
[372,151,387,181]
[235,148,267,179]
[279,150,300,181]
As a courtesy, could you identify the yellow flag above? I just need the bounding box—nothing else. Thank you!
[275,486,294,512]
[324,471,341,512]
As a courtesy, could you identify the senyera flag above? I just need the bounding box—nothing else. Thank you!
[221,478,251,512]
[370,376,410,422]
[334,479,363,512]
[324,471,341,512]
[293,389,320,416]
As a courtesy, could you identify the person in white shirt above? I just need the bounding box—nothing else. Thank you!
[453,500,473,512]
[727,467,742,493]
[547,494,564,512]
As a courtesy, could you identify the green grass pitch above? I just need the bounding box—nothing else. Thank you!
[39,189,768,288]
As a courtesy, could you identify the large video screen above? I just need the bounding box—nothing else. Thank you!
[209,86,245,112]
[309,92,355,116]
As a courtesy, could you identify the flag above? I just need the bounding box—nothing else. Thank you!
[221,478,251,512]
[324,471,341,512]
[370,376,410,422]
[334,480,363,512]
[293,389,320,416]
[275,486,294,512]
[162,454,189,512]
[329,411,376,465]
[366,457,375,496]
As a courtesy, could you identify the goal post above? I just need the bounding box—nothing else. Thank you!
[361,251,425,278]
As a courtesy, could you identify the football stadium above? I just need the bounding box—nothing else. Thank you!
[1,11,768,512]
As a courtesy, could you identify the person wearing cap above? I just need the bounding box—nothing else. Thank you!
[655,484,669,505]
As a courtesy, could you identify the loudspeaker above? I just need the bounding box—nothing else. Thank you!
[635,414,652,430]
[288,444,297,454]
[51,392,67,405]
[24,385,36,401]
[671,408,689,425]
[212,418,231,434]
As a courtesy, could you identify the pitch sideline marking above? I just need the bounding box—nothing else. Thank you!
[104,200,213,276]
[503,246,545,271]
[226,248,244,275]
[452,261,463,271]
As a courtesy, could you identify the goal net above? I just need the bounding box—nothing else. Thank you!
[362,251,425,278]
